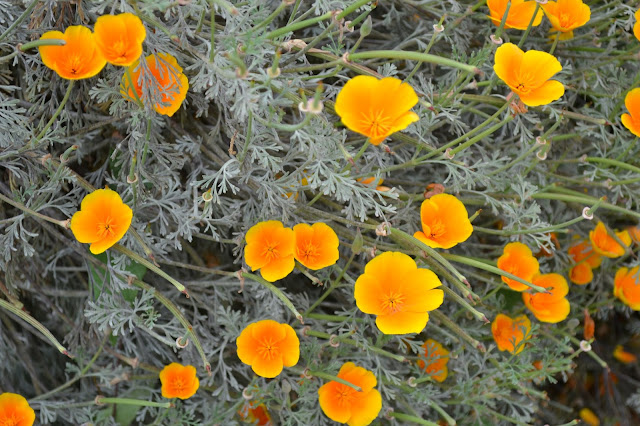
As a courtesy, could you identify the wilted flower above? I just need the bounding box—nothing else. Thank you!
[159,363,199,399]
[417,339,450,382]
[293,222,340,270]
[523,273,570,323]
[491,313,531,354]
[236,319,300,378]
[318,362,382,426]
[238,402,272,425]
[70,188,133,254]
[589,222,631,258]
[497,242,540,292]
[39,26,106,80]
[541,0,591,40]
[613,266,640,310]
[334,76,419,145]
[122,52,189,116]
[94,13,146,66]
[354,252,444,334]
[494,43,564,107]
[0,393,35,426]
[244,221,295,282]
[621,88,640,138]
[487,0,544,30]
[413,193,473,249]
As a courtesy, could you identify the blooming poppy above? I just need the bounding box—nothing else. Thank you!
[541,0,591,40]
[491,313,531,354]
[94,13,146,66]
[568,239,602,285]
[621,88,640,138]
[122,52,189,117]
[159,363,199,399]
[70,188,133,254]
[494,43,564,107]
[318,362,382,426]
[0,393,35,426]
[238,402,272,425]
[487,0,544,30]
[634,9,640,42]
[589,222,631,258]
[613,266,640,311]
[496,242,540,292]
[293,222,339,270]
[522,273,570,323]
[613,345,637,364]
[354,251,444,334]
[334,76,419,145]
[236,319,299,378]
[417,339,450,382]
[39,26,106,80]
[413,193,473,249]
[244,221,295,282]
[579,408,600,426]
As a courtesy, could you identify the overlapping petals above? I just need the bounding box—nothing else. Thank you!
[541,0,591,40]
[589,222,631,258]
[487,0,543,30]
[417,339,450,382]
[497,242,540,292]
[491,313,531,354]
[39,26,106,80]
[159,363,199,399]
[613,266,640,310]
[244,221,295,282]
[94,13,146,66]
[293,222,339,270]
[523,273,570,323]
[0,393,35,426]
[413,193,473,249]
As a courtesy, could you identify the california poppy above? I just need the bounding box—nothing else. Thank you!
[523,273,570,323]
[159,363,199,399]
[0,393,35,426]
[94,13,146,66]
[541,0,591,40]
[39,26,106,80]
[589,222,631,258]
[293,222,339,270]
[417,339,450,382]
[496,242,540,292]
[613,266,640,310]
[621,88,640,138]
[244,221,295,282]
[413,193,473,249]
[491,313,531,354]
[487,0,544,30]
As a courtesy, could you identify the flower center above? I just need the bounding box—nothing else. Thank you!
[68,54,83,75]
[425,220,446,239]
[171,377,186,393]
[558,12,572,29]
[334,384,357,407]
[257,337,279,360]
[299,241,319,263]
[262,242,280,262]
[97,216,117,238]
[112,40,127,60]
[381,290,405,314]
[361,109,392,139]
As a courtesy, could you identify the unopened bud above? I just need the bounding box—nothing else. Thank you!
[360,16,373,37]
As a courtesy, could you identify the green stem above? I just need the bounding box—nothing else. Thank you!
[0,0,40,42]
[406,15,446,82]
[390,412,440,426]
[305,329,405,362]
[242,272,303,323]
[348,50,479,74]
[305,253,355,315]
[209,0,216,61]
[97,397,172,408]
[516,3,540,48]
[290,367,361,391]
[19,38,66,51]
[431,310,485,352]
[30,80,75,148]
[549,31,561,56]
[0,192,68,228]
[125,66,143,107]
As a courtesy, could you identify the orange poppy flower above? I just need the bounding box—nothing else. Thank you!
[239,402,272,425]
[496,242,540,292]
[159,363,199,399]
[417,339,450,382]
[122,52,189,117]
[413,193,473,249]
[244,221,295,282]
[627,225,640,244]
[621,88,640,138]
[334,76,419,145]
[94,13,146,66]
[493,43,564,107]
[70,188,133,254]
[522,273,570,323]
[293,222,339,270]
[318,362,382,426]
[354,251,444,334]
[613,345,637,364]
[491,313,531,354]
[613,266,640,311]
[568,239,602,285]
[579,408,600,426]
[0,393,35,426]
[357,177,390,192]
[541,0,591,40]
[236,319,300,378]
[589,222,631,258]
[634,9,640,42]
[569,262,594,286]
[39,26,106,80]
[487,0,544,30]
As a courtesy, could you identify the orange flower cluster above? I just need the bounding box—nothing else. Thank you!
[523,273,570,323]
[159,362,200,399]
[39,13,145,80]
[318,362,382,426]
[236,319,300,378]
[413,194,473,249]
[417,339,450,382]
[0,393,35,426]
[354,252,444,334]
[613,266,640,310]
[334,76,419,145]
[491,313,531,354]
[497,242,539,292]
[244,221,339,282]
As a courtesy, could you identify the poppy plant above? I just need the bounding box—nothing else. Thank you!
[236,319,300,378]
[0,393,35,426]
[589,222,631,258]
[417,339,450,382]
[568,239,602,285]
[494,43,564,107]
[94,13,146,66]
[39,26,106,80]
[318,362,382,426]
[541,0,591,40]
[487,0,544,30]
[523,273,570,323]
[122,52,189,117]
[293,222,340,270]
[159,363,199,399]
[621,88,640,138]
[413,193,473,249]
[496,242,539,292]
[613,266,640,311]
[354,251,444,334]
[244,220,295,282]
[491,313,531,354]
[70,188,133,254]
[334,75,419,145]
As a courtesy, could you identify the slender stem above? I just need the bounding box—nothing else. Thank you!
[125,66,143,107]
[305,329,405,362]
[305,253,355,316]
[348,50,479,74]
[390,412,440,426]
[406,15,446,82]
[290,367,361,391]
[431,310,485,352]
[549,32,561,56]
[209,0,216,61]
[517,3,540,48]
[241,272,303,323]
[0,192,68,228]
[97,397,172,408]
[19,38,66,51]
[0,0,40,42]
[30,80,75,148]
